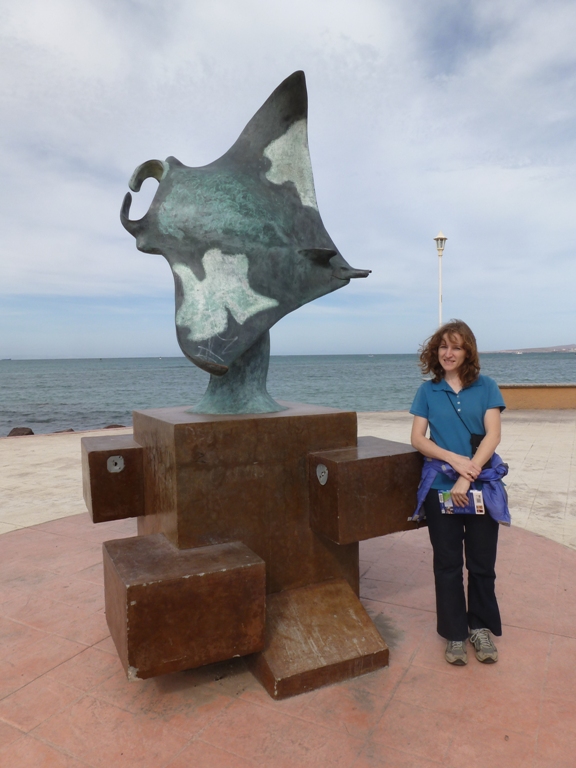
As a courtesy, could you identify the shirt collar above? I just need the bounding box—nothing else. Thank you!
[430,375,482,392]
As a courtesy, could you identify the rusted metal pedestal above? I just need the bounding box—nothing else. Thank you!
[82,402,422,699]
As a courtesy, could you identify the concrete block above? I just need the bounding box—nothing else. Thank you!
[309,436,423,544]
[248,579,388,699]
[132,404,359,594]
[103,534,266,680]
[82,435,144,523]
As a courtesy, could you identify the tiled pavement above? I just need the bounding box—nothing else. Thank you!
[0,515,575,765]
[1,411,576,766]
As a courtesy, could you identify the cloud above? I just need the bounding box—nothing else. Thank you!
[1,0,575,358]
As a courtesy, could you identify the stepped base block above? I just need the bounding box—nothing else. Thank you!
[132,403,359,595]
[104,535,266,680]
[248,579,389,699]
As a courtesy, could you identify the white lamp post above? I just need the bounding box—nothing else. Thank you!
[434,231,447,327]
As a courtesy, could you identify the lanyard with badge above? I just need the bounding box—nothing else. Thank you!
[442,391,488,515]
[445,391,490,470]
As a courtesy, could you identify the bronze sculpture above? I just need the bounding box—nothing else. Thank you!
[82,72,421,700]
[121,71,369,413]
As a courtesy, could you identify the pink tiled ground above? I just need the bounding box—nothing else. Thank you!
[1,514,575,767]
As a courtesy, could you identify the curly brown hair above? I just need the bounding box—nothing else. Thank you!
[418,319,481,387]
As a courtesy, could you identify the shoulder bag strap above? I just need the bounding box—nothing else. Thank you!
[444,390,472,435]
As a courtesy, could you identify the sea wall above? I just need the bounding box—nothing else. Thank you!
[500,384,576,409]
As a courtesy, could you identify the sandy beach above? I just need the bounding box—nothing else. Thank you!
[357,409,576,550]
[2,409,575,549]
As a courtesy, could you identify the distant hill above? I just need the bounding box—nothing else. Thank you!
[491,344,576,354]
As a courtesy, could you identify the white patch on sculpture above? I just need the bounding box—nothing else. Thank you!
[174,249,279,341]
[263,119,318,210]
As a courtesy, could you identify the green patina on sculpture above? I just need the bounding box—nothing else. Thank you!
[121,71,370,414]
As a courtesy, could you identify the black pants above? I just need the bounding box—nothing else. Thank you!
[424,489,502,641]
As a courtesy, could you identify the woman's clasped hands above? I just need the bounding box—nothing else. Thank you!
[450,454,482,507]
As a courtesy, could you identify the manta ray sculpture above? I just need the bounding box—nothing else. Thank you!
[121,71,370,413]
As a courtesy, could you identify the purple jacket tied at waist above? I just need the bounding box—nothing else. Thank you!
[410,454,511,526]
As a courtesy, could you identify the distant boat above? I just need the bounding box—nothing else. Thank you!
[515,351,523,354]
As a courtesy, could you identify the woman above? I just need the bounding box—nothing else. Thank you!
[410,320,506,666]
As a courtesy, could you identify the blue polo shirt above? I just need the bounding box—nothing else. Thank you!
[410,374,505,490]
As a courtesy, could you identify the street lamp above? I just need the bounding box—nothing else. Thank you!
[434,231,447,327]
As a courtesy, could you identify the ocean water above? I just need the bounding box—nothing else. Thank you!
[1,353,575,435]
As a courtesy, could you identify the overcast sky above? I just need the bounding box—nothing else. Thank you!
[1,0,575,359]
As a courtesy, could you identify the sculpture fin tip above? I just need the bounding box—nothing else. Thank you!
[298,248,337,265]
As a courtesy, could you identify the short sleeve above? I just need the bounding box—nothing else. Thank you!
[484,376,506,412]
[410,382,430,418]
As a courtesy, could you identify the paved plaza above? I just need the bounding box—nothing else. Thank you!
[0,410,575,766]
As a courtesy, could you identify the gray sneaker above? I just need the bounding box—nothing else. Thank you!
[469,628,498,663]
[445,640,468,666]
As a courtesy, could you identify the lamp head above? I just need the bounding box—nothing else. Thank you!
[434,231,447,252]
